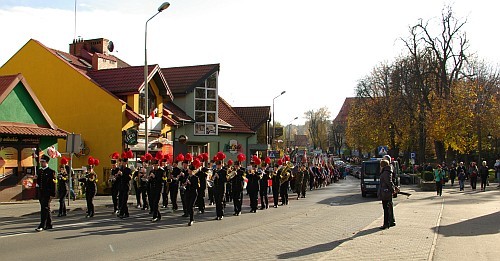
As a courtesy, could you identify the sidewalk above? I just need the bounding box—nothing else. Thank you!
[317,182,500,261]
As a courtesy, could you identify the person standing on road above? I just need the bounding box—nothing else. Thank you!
[479,161,489,191]
[57,163,69,217]
[196,155,209,214]
[301,164,310,198]
[449,163,457,186]
[259,159,271,210]
[184,160,200,226]
[230,160,245,216]
[246,158,261,213]
[469,162,478,190]
[495,159,500,188]
[213,158,227,220]
[295,165,304,200]
[35,154,56,232]
[272,163,281,208]
[458,169,466,191]
[434,165,444,196]
[149,158,165,222]
[79,158,98,218]
[377,159,395,229]
[109,153,121,214]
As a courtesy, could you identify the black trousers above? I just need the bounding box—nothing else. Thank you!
[470,176,477,190]
[151,188,162,220]
[119,189,129,216]
[382,199,394,226]
[301,182,308,197]
[169,185,179,210]
[208,187,215,204]
[111,185,119,212]
[232,191,243,214]
[480,175,488,190]
[147,184,153,211]
[140,186,149,209]
[185,191,197,222]
[180,190,186,214]
[38,196,52,229]
[86,193,94,217]
[162,184,169,207]
[280,184,288,205]
[259,187,268,208]
[435,181,443,196]
[249,189,259,211]
[133,184,141,207]
[196,188,206,212]
[272,185,280,206]
[58,190,68,215]
[215,191,224,217]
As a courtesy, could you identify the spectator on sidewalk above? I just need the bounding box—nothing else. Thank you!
[479,161,489,191]
[458,169,466,191]
[469,162,478,191]
[449,164,457,186]
[377,159,395,229]
[434,165,444,196]
[495,159,500,188]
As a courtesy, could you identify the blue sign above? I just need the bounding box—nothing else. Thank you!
[378,146,388,156]
[410,152,416,159]
[268,150,280,159]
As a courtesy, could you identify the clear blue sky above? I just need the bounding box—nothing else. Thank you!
[1,0,499,125]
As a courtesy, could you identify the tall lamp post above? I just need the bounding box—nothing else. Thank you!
[272,91,286,150]
[144,2,170,154]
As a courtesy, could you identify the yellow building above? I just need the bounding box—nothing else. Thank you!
[0,38,174,194]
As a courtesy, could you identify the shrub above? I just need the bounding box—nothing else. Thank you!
[422,171,434,182]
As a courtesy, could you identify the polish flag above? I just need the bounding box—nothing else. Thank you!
[150,108,158,119]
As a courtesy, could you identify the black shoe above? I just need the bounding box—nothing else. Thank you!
[260,207,265,210]
[274,205,278,208]
[188,221,194,226]
[182,214,189,217]
[45,225,53,230]
[379,226,389,230]
[389,223,396,227]
[233,213,238,216]
[266,205,269,209]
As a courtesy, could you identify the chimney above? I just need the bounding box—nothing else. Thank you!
[69,38,117,70]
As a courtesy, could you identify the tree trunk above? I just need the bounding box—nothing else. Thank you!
[434,140,446,163]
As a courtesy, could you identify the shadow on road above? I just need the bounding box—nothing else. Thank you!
[316,193,378,206]
[276,227,380,259]
[433,211,500,237]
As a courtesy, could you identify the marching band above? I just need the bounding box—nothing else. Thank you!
[42,150,343,230]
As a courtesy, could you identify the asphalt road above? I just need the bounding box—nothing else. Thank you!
[0,177,397,260]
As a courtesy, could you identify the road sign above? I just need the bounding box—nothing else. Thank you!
[268,150,279,159]
[66,134,82,154]
[410,152,416,159]
[378,146,388,156]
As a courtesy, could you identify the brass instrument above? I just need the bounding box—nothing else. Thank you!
[226,166,237,180]
[206,169,214,187]
[280,162,294,185]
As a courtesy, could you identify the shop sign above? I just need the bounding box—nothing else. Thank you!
[124,128,138,145]
[0,136,39,144]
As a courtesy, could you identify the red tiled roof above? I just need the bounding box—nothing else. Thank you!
[333,97,356,125]
[162,115,179,126]
[0,75,19,97]
[125,108,143,123]
[164,102,194,123]
[0,122,67,137]
[161,64,219,95]
[87,65,156,94]
[218,97,254,134]
[232,106,270,131]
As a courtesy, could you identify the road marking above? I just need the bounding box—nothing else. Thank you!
[427,195,445,261]
[109,244,114,252]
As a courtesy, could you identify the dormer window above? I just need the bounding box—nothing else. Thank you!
[194,73,218,135]
[139,86,156,116]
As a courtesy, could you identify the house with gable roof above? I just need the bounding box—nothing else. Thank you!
[0,38,176,194]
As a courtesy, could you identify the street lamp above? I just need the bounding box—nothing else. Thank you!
[144,2,170,154]
[272,91,286,150]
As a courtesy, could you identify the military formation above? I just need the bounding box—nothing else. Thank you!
[34,150,344,231]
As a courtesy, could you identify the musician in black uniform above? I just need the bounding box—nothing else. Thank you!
[280,165,290,206]
[109,158,121,214]
[196,160,209,214]
[179,160,189,217]
[35,155,56,231]
[170,160,181,211]
[246,160,261,213]
[132,162,142,209]
[149,159,165,222]
[138,158,150,210]
[57,164,69,217]
[230,160,245,216]
[259,162,271,210]
[301,164,310,198]
[79,160,97,218]
[272,163,281,208]
[213,160,227,220]
[161,159,170,208]
[207,160,215,205]
[185,160,200,226]
[117,157,132,218]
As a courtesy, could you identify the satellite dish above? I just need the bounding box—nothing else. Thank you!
[108,41,114,52]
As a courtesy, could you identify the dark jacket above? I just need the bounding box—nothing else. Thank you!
[79,172,97,197]
[119,167,132,192]
[246,170,261,192]
[479,165,489,178]
[377,166,394,201]
[231,168,245,193]
[37,167,56,198]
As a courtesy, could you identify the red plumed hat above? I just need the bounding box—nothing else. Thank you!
[176,153,185,162]
[237,153,246,162]
[126,150,134,159]
[265,157,271,164]
[155,151,163,161]
[185,153,193,162]
[140,155,146,162]
[213,155,219,162]
[216,152,226,161]
[164,154,171,161]
[277,159,283,166]
[145,153,153,161]
[227,159,234,166]
[110,152,120,160]
[93,158,100,166]
[202,153,209,162]
[192,158,201,169]
[284,155,290,162]
[61,157,69,165]
[88,156,95,166]
[121,151,127,159]
[253,156,261,166]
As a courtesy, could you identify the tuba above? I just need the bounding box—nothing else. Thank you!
[280,162,294,185]
[226,166,237,181]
